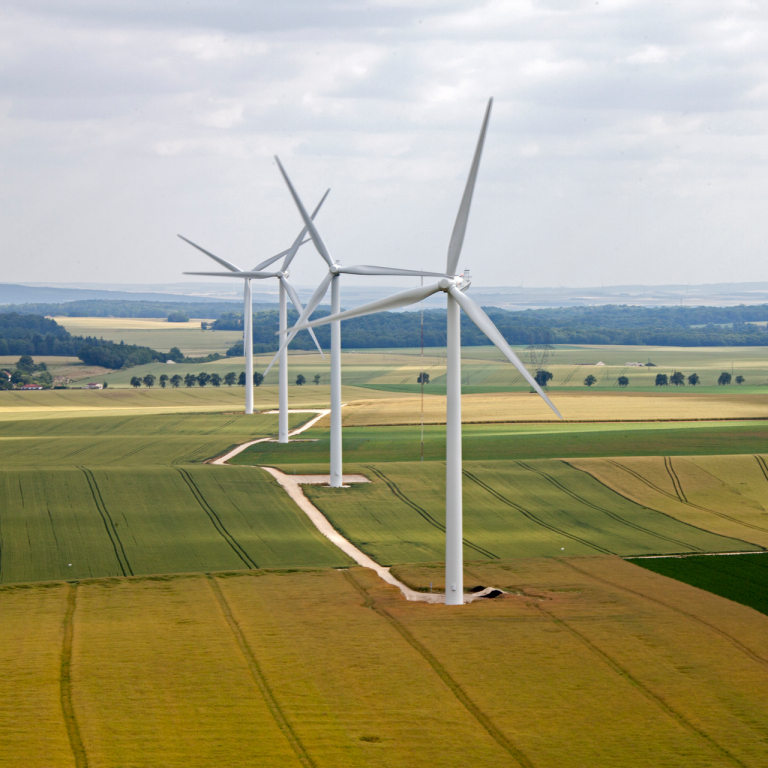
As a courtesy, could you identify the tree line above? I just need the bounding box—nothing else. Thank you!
[219,303,768,353]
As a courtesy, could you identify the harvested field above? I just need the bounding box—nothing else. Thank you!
[3,562,768,767]
[571,454,768,548]
[301,460,757,565]
[337,390,768,426]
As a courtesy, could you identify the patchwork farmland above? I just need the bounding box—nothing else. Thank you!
[2,354,768,766]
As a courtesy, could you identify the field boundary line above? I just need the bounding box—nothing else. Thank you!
[364,465,498,560]
[605,460,768,537]
[175,468,258,570]
[531,600,749,767]
[518,461,702,552]
[342,570,533,768]
[61,584,88,768]
[463,468,613,554]
[207,576,315,768]
[210,409,330,465]
[560,558,768,668]
[79,467,133,576]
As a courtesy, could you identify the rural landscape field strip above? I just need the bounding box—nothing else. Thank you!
[301,461,752,567]
[206,577,313,768]
[80,467,133,577]
[357,560,768,766]
[365,464,499,560]
[461,468,613,555]
[3,564,768,766]
[527,598,748,767]
[561,557,768,669]
[0,466,351,584]
[631,553,768,617]
[237,419,768,466]
[518,460,700,551]
[341,569,534,768]
[610,456,768,533]
[177,468,259,570]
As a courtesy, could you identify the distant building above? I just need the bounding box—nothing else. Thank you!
[83,382,103,390]
[624,362,645,367]
[19,384,43,390]
[595,361,606,366]
[166,360,176,364]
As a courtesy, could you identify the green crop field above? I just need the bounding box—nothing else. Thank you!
[631,553,768,616]
[0,466,351,583]
[299,460,759,565]
[2,563,768,767]
[232,419,768,466]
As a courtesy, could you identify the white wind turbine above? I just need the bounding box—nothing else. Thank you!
[289,98,563,604]
[264,157,450,487]
[178,191,328,439]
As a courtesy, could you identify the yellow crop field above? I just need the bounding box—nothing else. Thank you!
[0,384,403,422]
[337,390,768,426]
[3,563,768,767]
[571,454,768,548]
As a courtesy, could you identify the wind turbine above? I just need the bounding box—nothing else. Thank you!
[265,158,449,487]
[289,98,563,604]
[178,192,328,439]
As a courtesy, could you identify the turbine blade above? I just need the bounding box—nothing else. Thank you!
[280,276,326,360]
[448,287,563,420]
[264,272,333,375]
[446,98,493,276]
[281,189,331,272]
[337,265,450,278]
[288,283,442,333]
[251,241,308,272]
[274,156,334,267]
[178,235,241,272]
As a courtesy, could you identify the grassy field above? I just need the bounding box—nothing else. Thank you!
[233,419,768,466]
[631,553,768,616]
[299,460,759,565]
[52,315,242,356]
[3,562,768,767]
[572,455,768,548]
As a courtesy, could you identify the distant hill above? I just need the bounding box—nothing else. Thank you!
[0,283,251,306]
[0,297,279,319]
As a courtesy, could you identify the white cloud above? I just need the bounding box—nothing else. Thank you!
[0,0,768,288]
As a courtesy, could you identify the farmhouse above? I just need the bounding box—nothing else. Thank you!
[83,382,103,389]
[19,383,43,390]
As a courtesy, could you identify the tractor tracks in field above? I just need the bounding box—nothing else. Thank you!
[207,576,316,768]
[176,468,258,570]
[529,597,749,768]
[364,465,499,560]
[342,569,533,768]
[518,461,704,552]
[462,469,613,555]
[608,458,768,537]
[558,558,768,670]
[60,584,88,768]
[79,468,133,577]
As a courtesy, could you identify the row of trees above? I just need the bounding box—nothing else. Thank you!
[130,371,325,388]
[129,372,265,388]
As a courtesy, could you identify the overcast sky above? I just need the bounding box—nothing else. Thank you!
[1,0,767,290]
